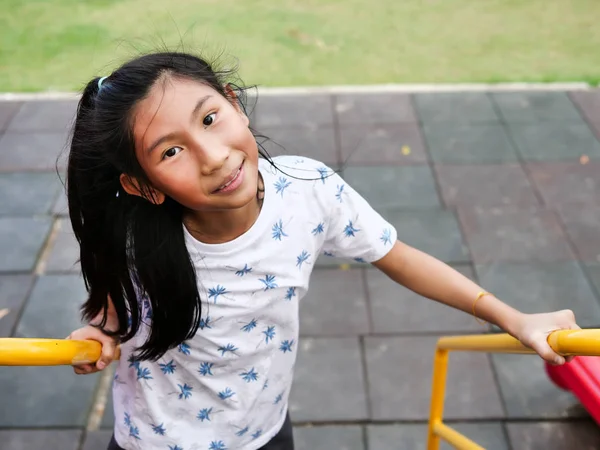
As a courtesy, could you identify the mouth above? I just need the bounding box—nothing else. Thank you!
[213,162,244,193]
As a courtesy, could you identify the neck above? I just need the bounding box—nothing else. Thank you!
[183,174,264,245]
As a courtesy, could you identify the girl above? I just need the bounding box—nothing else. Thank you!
[67,52,579,450]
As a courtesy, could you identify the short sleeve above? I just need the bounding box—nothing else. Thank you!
[314,164,398,263]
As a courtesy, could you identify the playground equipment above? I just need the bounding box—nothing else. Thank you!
[1,330,600,449]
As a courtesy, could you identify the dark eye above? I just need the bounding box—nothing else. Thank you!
[203,113,216,126]
[163,147,182,159]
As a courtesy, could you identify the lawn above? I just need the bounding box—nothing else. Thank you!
[1,0,600,92]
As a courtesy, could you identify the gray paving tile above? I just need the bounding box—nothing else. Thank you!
[506,420,600,449]
[557,205,600,262]
[475,262,600,328]
[0,101,22,132]
[366,265,485,333]
[508,122,600,161]
[570,90,600,122]
[413,92,500,123]
[367,423,509,450]
[256,94,333,127]
[492,354,588,419]
[583,262,600,297]
[289,337,368,421]
[0,274,98,427]
[258,125,338,165]
[527,162,600,206]
[44,219,80,273]
[0,131,70,171]
[0,217,52,272]
[380,209,470,263]
[422,124,520,163]
[459,206,574,263]
[339,124,428,165]
[101,386,115,428]
[0,429,82,450]
[6,99,77,132]
[0,275,34,337]
[0,172,61,216]
[294,426,364,450]
[344,165,440,209]
[335,93,417,125]
[435,164,540,207]
[365,336,504,420]
[492,91,583,123]
[300,268,369,336]
[82,430,113,450]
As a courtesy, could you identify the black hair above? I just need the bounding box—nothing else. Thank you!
[67,52,269,361]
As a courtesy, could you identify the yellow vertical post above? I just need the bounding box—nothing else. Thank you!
[427,348,449,450]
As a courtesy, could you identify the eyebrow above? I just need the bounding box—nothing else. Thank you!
[145,95,213,154]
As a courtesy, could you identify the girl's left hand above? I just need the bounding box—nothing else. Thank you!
[511,309,580,366]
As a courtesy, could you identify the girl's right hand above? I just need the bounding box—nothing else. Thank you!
[66,325,118,374]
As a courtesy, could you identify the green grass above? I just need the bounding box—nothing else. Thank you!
[1,0,600,91]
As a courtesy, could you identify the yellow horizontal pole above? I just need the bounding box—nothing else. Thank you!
[437,329,600,356]
[433,423,485,450]
[0,338,121,366]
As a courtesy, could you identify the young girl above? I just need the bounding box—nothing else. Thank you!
[66,52,580,450]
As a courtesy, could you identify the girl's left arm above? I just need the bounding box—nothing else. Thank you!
[372,241,580,365]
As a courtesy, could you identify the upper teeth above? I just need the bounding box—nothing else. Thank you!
[219,168,241,189]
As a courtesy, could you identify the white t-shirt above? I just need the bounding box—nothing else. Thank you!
[112,156,397,450]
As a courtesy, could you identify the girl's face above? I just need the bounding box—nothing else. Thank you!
[128,78,259,212]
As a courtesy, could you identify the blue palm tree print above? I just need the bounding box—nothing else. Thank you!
[168,446,183,450]
[317,166,329,183]
[199,316,213,330]
[137,366,152,381]
[279,340,294,353]
[236,426,249,437]
[343,220,360,237]
[380,228,392,246]
[208,285,229,303]
[354,257,366,263]
[240,367,259,382]
[323,250,335,257]
[263,379,269,390]
[336,184,345,202]
[218,343,238,356]
[159,360,176,374]
[151,423,166,435]
[241,318,257,332]
[178,383,193,400]
[178,342,191,355]
[296,250,310,269]
[129,425,141,440]
[260,274,278,290]
[252,429,263,440]
[263,326,276,344]
[274,177,292,197]
[284,287,296,301]
[124,413,132,426]
[312,222,325,235]
[272,220,288,241]
[128,355,140,370]
[235,264,252,276]
[198,362,214,376]
[274,393,283,405]
[218,387,235,400]
[209,441,227,450]
[197,407,213,422]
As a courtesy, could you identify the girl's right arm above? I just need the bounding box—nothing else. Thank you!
[67,295,120,374]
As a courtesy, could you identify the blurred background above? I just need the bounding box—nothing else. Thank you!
[2,1,600,450]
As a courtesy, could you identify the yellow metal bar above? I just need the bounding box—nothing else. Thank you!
[427,349,448,450]
[437,329,600,356]
[433,423,485,450]
[0,338,121,366]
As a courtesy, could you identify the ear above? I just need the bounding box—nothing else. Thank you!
[119,174,165,205]
[224,84,249,125]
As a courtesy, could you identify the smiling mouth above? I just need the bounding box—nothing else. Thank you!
[214,163,243,192]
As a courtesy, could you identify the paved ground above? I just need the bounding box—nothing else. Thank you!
[2,89,600,449]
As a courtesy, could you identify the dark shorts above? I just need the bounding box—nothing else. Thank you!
[108,412,294,450]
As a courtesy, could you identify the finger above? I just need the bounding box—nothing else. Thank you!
[96,340,116,370]
[74,364,95,374]
[531,338,565,365]
[565,355,575,363]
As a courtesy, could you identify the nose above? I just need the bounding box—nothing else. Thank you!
[193,137,230,176]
